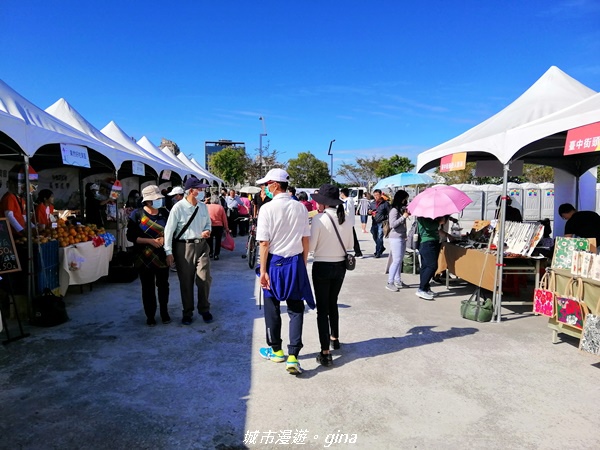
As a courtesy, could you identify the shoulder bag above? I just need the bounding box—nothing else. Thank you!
[325,213,355,271]
[175,206,199,241]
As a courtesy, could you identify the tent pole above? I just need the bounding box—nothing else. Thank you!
[492,163,509,323]
[114,170,121,252]
[24,156,34,317]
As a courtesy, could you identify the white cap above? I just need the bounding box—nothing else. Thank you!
[168,186,185,196]
[256,168,290,185]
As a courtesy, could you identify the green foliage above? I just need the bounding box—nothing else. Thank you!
[336,156,381,187]
[374,155,415,178]
[433,162,554,185]
[286,152,331,186]
[208,147,249,185]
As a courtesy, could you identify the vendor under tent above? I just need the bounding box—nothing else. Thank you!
[0,78,133,311]
[416,66,600,322]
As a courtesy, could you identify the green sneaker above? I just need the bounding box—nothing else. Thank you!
[286,355,303,375]
[259,347,285,363]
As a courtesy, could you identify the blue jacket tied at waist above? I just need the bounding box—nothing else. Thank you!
[257,253,315,309]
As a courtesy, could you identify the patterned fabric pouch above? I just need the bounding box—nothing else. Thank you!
[552,237,590,270]
[533,270,555,317]
[580,301,600,356]
[556,277,586,330]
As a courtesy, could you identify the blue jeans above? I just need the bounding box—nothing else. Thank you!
[419,240,440,292]
[370,222,384,255]
[387,237,407,284]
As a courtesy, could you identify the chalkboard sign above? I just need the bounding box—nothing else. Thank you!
[0,218,21,274]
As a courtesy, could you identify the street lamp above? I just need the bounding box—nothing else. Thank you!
[328,139,335,183]
[259,117,267,178]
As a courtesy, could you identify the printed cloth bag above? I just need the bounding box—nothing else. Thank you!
[580,301,600,356]
[570,250,583,276]
[556,277,586,330]
[581,252,594,279]
[533,270,555,317]
[552,237,590,270]
[592,254,600,281]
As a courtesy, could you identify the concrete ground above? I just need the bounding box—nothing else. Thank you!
[1,226,599,450]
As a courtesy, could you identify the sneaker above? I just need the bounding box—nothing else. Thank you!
[213,255,219,261]
[316,352,333,367]
[181,316,193,325]
[426,290,437,297]
[259,347,285,363]
[146,318,157,327]
[286,355,303,375]
[170,265,177,272]
[201,312,213,323]
[386,283,399,292]
[415,289,434,300]
[394,281,409,289]
[161,314,171,324]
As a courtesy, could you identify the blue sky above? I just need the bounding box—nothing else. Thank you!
[2,1,599,178]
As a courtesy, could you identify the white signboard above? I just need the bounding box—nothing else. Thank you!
[161,169,172,180]
[132,161,145,176]
[60,143,90,168]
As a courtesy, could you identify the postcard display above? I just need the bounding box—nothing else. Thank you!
[543,237,600,355]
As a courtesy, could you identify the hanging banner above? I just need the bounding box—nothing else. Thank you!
[440,152,466,172]
[564,121,600,155]
[132,161,145,176]
[60,143,90,168]
[161,169,172,180]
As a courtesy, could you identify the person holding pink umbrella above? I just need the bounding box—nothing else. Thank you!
[407,185,472,300]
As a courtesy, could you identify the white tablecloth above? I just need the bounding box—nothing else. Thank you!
[58,241,114,296]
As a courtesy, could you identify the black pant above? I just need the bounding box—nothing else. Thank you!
[227,209,239,236]
[207,226,224,256]
[238,214,249,236]
[352,227,362,256]
[312,261,346,351]
[138,265,170,320]
[263,295,305,356]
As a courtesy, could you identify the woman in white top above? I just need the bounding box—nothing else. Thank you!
[309,184,354,367]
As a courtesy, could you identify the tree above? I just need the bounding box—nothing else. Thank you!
[286,152,331,187]
[433,162,477,184]
[375,155,415,178]
[336,156,382,187]
[246,141,284,183]
[208,147,248,185]
[522,164,553,183]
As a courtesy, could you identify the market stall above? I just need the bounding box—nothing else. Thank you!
[58,239,114,296]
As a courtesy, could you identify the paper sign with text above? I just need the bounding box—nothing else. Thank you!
[132,161,145,176]
[60,143,90,168]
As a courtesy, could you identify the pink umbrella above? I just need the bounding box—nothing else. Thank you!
[407,185,473,219]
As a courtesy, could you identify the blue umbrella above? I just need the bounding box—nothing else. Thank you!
[373,172,435,190]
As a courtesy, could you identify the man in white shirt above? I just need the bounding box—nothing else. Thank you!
[340,188,363,258]
[255,168,313,375]
[164,178,213,325]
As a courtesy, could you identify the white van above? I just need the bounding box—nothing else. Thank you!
[348,187,366,200]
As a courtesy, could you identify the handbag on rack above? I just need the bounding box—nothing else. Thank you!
[533,270,555,317]
[325,213,355,271]
[460,288,493,322]
[552,237,591,270]
[580,301,600,356]
[555,277,587,330]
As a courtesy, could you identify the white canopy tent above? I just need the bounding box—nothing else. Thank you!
[101,121,182,179]
[190,156,224,186]
[136,136,192,180]
[45,98,162,173]
[415,66,599,322]
[176,152,213,184]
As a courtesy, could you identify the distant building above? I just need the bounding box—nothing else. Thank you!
[160,138,180,155]
[205,140,245,171]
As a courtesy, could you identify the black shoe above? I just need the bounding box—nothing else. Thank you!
[209,253,213,259]
[146,318,157,327]
[214,255,219,260]
[201,311,213,323]
[374,253,381,258]
[316,351,333,367]
[161,314,171,324]
[181,316,193,325]
[330,339,341,350]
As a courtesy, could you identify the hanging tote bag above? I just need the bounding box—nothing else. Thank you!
[221,231,235,251]
[552,237,590,270]
[580,301,600,356]
[533,270,555,317]
[555,277,586,330]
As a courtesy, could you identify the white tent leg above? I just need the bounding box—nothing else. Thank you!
[492,163,509,322]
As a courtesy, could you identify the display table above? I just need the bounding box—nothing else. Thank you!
[547,268,600,343]
[437,243,544,301]
[58,241,114,296]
